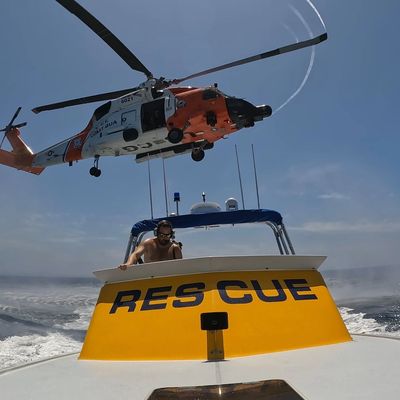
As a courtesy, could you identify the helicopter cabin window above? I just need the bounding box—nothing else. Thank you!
[141,99,166,132]
[93,101,112,121]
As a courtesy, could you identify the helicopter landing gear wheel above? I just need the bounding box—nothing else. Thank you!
[89,167,101,177]
[167,128,184,144]
[191,148,205,162]
[90,156,102,177]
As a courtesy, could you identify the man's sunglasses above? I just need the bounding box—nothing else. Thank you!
[158,232,172,239]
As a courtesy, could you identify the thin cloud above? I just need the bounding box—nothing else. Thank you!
[286,164,342,185]
[318,192,350,200]
[47,235,118,244]
[2,211,125,248]
[291,220,400,233]
[275,164,347,199]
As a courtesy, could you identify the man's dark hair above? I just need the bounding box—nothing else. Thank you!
[157,220,173,230]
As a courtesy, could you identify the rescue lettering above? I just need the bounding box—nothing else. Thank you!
[110,289,141,314]
[141,286,171,311]
[109,278,317,314]
[172,282,205,308]
[217,280,252,304]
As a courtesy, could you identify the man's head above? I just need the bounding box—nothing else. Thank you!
[155,220,174,245]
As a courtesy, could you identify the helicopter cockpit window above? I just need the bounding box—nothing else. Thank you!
[141,99,166,132]
[151,88,164,99]
[93,101,112,121]
[202,89,219,100]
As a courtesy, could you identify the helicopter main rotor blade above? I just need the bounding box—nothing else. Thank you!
[56,0,153,78]
[32,87,139,114]
[172,32,327,85]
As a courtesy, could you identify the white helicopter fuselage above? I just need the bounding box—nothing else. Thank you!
[32,86,177,167]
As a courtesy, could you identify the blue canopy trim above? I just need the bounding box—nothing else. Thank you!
[130,209,283,236]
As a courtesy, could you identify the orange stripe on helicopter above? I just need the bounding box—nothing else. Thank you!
[64,121,93,163]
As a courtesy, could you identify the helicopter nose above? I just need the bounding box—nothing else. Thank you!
[256,105,272,119]
[226,98,272,128]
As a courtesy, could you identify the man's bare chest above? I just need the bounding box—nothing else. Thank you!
[145,241,173,262]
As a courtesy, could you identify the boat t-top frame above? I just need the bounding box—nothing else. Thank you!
[124,209,295,262]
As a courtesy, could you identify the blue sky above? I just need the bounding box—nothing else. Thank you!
[1,0,399,276]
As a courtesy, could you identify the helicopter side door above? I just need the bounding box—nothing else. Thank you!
[141,98,166,132]
[119,97,173,156]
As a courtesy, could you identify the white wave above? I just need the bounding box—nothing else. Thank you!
[0,332,82,370]
[339,307,400,337]
[55,304,94,330]
[0,287,97,331]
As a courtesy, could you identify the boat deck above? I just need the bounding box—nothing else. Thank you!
[1,335,399,400]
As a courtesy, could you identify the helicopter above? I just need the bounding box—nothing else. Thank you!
[0,0,327,177]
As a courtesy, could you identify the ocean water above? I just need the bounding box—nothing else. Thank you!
[0,276,99,369]
[0,267,399,370]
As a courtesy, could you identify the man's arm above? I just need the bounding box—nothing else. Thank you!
[119,242,146,270]
[173,243,183,260]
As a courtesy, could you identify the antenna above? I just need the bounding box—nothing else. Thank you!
[162,158,169,216]
[147,158,154,219]
[251,144,261,209]
[235,144,245,210]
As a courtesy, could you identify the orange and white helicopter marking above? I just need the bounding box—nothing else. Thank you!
[0,0,327,177]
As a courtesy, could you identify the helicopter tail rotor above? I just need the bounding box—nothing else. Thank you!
[0,108,44,175]
[0,107,27,149]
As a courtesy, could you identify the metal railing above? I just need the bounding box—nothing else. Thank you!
[123,221,295,263]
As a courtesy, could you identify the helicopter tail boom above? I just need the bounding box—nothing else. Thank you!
[0,128,45,175]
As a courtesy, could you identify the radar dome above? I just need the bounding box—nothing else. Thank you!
[190,202,221,214]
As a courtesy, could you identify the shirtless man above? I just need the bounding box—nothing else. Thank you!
[119,220,182,270]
